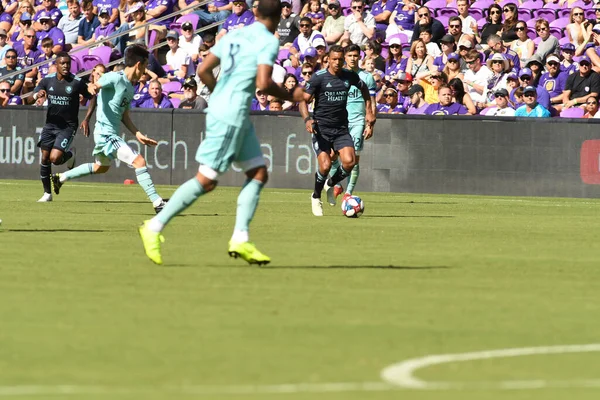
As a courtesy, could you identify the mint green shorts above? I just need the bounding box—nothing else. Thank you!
[349,123,365,154]
[92,133,138,166]
[195,114,265,175]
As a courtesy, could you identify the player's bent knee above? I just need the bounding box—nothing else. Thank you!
[197,165,218,192]
[131,155,146,169]
[246,165,268,184]
[94,165,110,174]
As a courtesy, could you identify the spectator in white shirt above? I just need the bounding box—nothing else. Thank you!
[463,49,492,104]
[178,21,202,63]
[165,30,193,78]
[457,0,477,36]
[342,0,375,46]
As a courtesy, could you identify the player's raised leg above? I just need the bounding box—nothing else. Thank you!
[345,123,364,196]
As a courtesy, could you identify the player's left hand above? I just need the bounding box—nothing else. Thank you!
[365,113,376,127]
[136,132,158,146]
[80,119,90,137]
[88,83,98,96]
[363,124,374,140]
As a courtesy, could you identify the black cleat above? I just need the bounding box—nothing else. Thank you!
[154,199,168,214]
[51,173,63,195]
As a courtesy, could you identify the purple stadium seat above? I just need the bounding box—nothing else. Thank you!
[534,9,557,20]
[559,36,572,46]
[89,46,111,65]
[479,106,493,115]
[549,27,563,39]
[527,27,536,40]
[340,0,351,9]
[386,32,409,44]
[477,18,486,30]
[586,9,596,20]
[471,0,493,9]
[425,0,447,10]
[436,15,450,27]
[162,81,182,94]
[469,8,484,20]
[557,9,571,18]
[81,55,103,71]
[381,46,388,59]
[277,48,289,63]
[543,2,561,9]
[343,8,352,16]
[560,107,584,118]
[69,56,83,74]
[520,0,544,10]
[175,13,199,29]
[497,0,513,7]
[572,0,592,8]
[169,97,181,108]
[549,17,570,29]
[437,7,458,17]
[518,9,534,20]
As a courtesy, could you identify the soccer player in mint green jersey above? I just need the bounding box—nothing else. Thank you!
[51,45,167,214]
[329,44,376,203]
[138,0,304,266]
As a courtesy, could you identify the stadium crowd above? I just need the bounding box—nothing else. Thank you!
[1,0,600,117]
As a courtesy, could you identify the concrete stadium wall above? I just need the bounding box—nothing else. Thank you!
[2,106,600,198]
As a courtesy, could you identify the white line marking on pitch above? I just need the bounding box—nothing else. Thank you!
[381,343,600,389]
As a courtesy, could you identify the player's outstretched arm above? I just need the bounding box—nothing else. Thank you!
[80,96,97,137]
[122,109,158,146]
[197,53,220,93]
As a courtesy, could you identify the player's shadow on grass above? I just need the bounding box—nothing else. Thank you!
[266,265,451,270]
[64,200,149,204]
[364,215,455,218]
[5,229,110,233]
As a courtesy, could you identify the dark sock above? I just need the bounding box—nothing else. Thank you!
[328,166,351,187]
[312,171,326,199]
[40,163,51,193]
[53,151,73,166]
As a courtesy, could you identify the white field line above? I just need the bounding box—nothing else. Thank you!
[381,343,600,389]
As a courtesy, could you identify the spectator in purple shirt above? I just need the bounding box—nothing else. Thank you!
[11,12,33,45]
[146,0,175,26]
[137,79,174,108]
[305,0,324,31]
[14,28,40,90]
[216,0,254,40]
[0,81,23,106]
[0,2,14,33]
[370,0,396,36]
[195,0,231,27]
[387,0,416,39]
[93,6,116,41]
[35,37,55,80]
[405,84,429,114]
[384,36,407,77]
[377,87,405,113]
[93,0,120,26]
[36,12,65,53]
[251,88,269,110]
[425,84,468,115]
[539,54,568,112]
[33,0,63,30]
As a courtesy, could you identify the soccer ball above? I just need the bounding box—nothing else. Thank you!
[341,195,364,218]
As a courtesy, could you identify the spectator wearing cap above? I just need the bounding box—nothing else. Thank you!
[485,52,510,96]
[93,0,120,26]
[457,36,475,71]
[406,39,434,79]
[486,33,520,72]
[449,78,476,114]
[77,0,100,46]
[277,1,301,47]
[477,4,502,47]
[370,0,396,38]
[513,67,551,110]
[288,17,325,68]
[376,71,410,106]
[442,52,462,81]
[584,95,599,118]
[463,49,492,105]
[10,9,32,45]
[0,29,11,63]
[0,49,24,95]
[387,0,416,40]
[486,88,515,116]
[313,37,327,59]
[57,0,83,49]
[425,84,468,115]
[457,0,477,36]
[36,11,64,53]
[411,6,444,44]
[341,0,375,46]
[195,0,232,28]
[525,54,543,86]
[296,48,318,80]
[433,35,456,71]
[146,0,176,27]
[510,20,534,64]
[567,7,590,48]
[531,19,560,63]
[179,77,208,110]
[420,27,440,57]
[165,30,193,78]
[515,85,550,117]
[93,6,116,42]
[179,21,202,63]
[118,0,140,24]
[540,54,568,111]
[558,44,578,76]
[378,87,405,113]
[321,1,344,45]
[363,40,385,72]
[385,36,407,77]
[251,88,269,110]
[33,0,62,30]
[216,0,254,40]
[562,55,600,109]
[138,79,174,108]
[448,16,473,48]
[0,80,23,106]
[405,83,428,114]
[0,2,13,34]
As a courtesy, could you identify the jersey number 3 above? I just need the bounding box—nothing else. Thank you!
[223,43,241,74]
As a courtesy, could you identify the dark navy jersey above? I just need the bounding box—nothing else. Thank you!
[0,66,25,87]
[305,68,364,129]
[34,73,92,130]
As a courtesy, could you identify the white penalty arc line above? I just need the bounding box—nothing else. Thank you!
[381,343,600,390]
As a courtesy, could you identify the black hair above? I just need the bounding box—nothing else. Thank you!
[5,48,17,57]
[344,44,361,54]
[486,4,502,24]
[421,26,432,35]
[366,40,381,55]
[257,0,282,19]
[55,51,70,60]
[283,73,298,90]
[448,78,466,104]
[329,44,344,55]
[124,44,149,67]
[300,16,312,25]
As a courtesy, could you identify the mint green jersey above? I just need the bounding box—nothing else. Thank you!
[207,22,279,128]
[346,69,375,126]
[95,71,134,135]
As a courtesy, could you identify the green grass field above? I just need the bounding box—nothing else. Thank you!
[1,179,600,400]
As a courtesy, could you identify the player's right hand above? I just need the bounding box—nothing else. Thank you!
[136,132,158,146]
[305,119,315,134]
[80,119,90,137]
[87,83,98,96]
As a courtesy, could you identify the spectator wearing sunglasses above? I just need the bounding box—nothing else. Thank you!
[0,49,24,95]
[567,7,591,48]
[0,29,11,64]
[584,95,599,118]
[321,0,345,45]
[377,87,405,113]
[478,4,502,47]
[486,34,519,73]
[510,20,533,63]
[442,51,462,82]
[562,55,600,109]
[540,54,568,112]
[531,19,559,64]
[288,17,325,67]
[387,0,416,40]
[11,11,33,44]
[216,1,254,40]
[499,3,518,43]
[448,16,472,48]
[511,67,551,110]
[0,80,22,106]
[179,22,202,63]
[514,85,550,117]
[411,6,444,44]
[277,1,301,47]
[385,36,407,77]
[486,88,515,116]
[341,0,375,46]
[463,49,492,105]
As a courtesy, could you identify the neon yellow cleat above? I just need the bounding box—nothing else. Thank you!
[228,241,271,266]
[138,220,165,265]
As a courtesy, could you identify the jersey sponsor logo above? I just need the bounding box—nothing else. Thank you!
[343,80,349,87]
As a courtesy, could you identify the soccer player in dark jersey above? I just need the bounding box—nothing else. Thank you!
[299,45,376,216]
[32,52,93,202]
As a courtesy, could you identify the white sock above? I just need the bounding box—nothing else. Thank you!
[152,197,164,208]
[231,230,249,243]
[147,217,164,233]
[59,174,67,183]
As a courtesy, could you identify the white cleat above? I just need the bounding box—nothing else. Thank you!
[66,147,76,170]
[324,180,336,206]
[311,195,323,216]
[37,193,53,202]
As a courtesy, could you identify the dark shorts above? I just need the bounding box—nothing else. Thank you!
[311,124,354,157]
[37,127,75,151]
